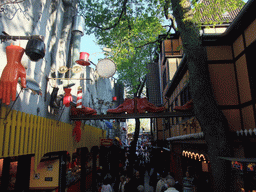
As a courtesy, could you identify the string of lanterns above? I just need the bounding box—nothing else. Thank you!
[182,150,207,162]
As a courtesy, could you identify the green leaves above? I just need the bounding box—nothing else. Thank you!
[192,0,245,26]
[79,0,166,95]
[78,0,246,96]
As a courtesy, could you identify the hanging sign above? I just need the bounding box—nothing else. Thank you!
[100,138,113,146]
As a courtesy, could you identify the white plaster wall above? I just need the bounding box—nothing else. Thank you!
[0,0,116,127]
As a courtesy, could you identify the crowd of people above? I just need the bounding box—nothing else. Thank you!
[95,145,199,192]
[96,168,187,192]
[96,169,144,192]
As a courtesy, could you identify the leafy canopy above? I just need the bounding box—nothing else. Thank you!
[78,0,245,95]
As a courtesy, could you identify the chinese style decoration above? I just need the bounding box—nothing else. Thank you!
[107,97,165,114]
[0,44,26,105]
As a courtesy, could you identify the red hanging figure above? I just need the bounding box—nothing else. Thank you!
[63,87,73,107]
[0,44,26,105]
[73,121,81,142]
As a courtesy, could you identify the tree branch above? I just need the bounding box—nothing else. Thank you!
[86,0,129,31]
[138,77,146,97]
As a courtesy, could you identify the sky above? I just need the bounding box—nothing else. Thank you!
[80,34,105,69]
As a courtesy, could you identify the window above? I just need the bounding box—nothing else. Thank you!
[180,86,191,106]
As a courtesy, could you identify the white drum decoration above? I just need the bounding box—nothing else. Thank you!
[96,58,116,78]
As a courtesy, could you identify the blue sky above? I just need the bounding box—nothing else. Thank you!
[80,34,105,68]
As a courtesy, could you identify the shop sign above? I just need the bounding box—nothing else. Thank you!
[232,161,256,172]
[247,163,256,171]
[100,139,113,146]
[232,161,243,171]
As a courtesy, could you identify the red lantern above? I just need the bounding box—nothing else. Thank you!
[75,52,90,66]
[112,96,117,101]
[63,88,73,107]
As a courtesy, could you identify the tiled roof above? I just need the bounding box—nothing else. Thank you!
[198,0,243,24]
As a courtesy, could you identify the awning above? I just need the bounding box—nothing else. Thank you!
[167,132,204,141]
[219,157,256,163]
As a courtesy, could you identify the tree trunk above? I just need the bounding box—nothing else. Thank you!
[128,118,140,173]
[171,0,233,191]
[129,95,141,173]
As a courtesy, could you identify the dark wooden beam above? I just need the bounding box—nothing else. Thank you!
[70,111,194,121]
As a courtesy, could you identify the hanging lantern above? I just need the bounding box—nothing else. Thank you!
[75,52,90,66]
[25,38,45,62]
[63,88,73,107]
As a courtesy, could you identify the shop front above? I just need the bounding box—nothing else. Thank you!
[169,140,213,191]
[0,106,105,191]
[220,157,256,192]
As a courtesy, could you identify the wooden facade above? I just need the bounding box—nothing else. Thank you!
[157,1,256,191]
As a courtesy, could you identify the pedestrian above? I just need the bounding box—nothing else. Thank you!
[118,175,126,192]
[133,170,144,188]
[101,177,113,192]
[164,178,179,192]
[96,166,104,189]
[156,170,168,192]
[149,169,158,191]
[137,185,144,192]
[182,166,196,192]
[124,174,134,192]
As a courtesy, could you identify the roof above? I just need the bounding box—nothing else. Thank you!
[199,0,243,25]
[202,0,256,44]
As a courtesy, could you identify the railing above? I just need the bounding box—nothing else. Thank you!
[0,106,105,171]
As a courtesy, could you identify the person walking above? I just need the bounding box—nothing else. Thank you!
[182,167,196,192]
[124,174,134,192]
[133,170,144,188]
[156,170,168,192]
[118,175,126,192]
[101,177,113,192]
[164,178,179,192]
[137,185,145,192]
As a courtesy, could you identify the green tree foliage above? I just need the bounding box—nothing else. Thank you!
[127,118,150,133]
[78,0,245,190]
[127,119,135,133]
[78,0,244,95]
[78,0,167,95]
